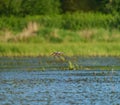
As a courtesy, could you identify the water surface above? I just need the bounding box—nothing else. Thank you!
[0,57,120,105]
[0,56,120,71]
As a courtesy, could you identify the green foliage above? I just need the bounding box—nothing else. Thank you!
[0,16,27,31]
[0,0,23,16]
[60,0,101,13]
[0,0,61,16]
[62,12,116,30]
[60,0,120,14]
[0,45,6,53]
[0,12,119,31]
[68,61,75,70]
[0,0,120,16]
[0,0,119,16]
[38,15,63,28]
[37,27,63,43]
[101,0,120,14]
[110,13,120,29]
[21,0,60,15]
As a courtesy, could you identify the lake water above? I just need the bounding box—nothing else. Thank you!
[0,57,120,105]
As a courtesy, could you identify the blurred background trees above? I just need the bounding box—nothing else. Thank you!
[0,0,60,16]
[0,0,120,16]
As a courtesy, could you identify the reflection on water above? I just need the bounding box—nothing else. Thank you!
[0,57,120,105]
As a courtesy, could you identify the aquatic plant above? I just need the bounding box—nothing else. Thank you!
[68,61,75,70]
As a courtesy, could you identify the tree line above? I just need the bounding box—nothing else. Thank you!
[0,0,120,16]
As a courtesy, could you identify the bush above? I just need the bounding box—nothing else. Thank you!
[0,16,27,31]
[0,12,119,32]
[0,0,61,16]
[62,12,114,30]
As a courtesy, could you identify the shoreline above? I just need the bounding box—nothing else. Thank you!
[0,42,120,57]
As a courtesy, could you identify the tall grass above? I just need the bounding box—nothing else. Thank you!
[0,26,120,43]
[62,12,114,30]
[0,12,119,32]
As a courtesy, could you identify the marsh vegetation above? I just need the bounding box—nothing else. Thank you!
[0,1,120,57]
[0,13,120,56]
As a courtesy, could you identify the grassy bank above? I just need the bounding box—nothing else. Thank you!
[0,42,120,57]
[0,13,120,57]
[0,27,120,57]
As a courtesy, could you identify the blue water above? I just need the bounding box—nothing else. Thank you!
[0,57,120,105]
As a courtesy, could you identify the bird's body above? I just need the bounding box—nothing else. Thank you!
[51,51,65,61]
[51,51,64,57]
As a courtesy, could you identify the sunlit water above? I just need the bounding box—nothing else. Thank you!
[0,57,120,105]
